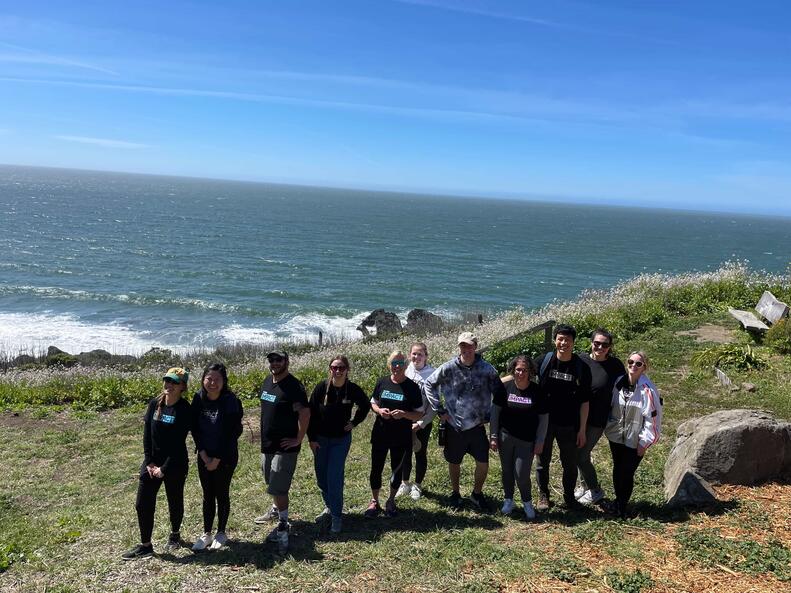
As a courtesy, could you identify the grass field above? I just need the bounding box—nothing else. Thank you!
[2,266,791,593]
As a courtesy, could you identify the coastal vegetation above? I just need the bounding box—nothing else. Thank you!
[1,261,790,592]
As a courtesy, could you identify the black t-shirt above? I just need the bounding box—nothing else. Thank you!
[535,352,592,428]
[307,379,371,440]
[143,397,191,473]
[493,379,548,442]
[259,374,308,454]
[370,376,423,448]
[581,353,626,428]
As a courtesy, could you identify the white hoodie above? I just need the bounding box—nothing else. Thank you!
[604,374,662,450]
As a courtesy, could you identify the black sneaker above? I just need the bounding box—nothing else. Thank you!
[122,543,153,560]
[469,491,491,513]
[535,493,550,511]
[448,491,463,509]
[164,532,181,552]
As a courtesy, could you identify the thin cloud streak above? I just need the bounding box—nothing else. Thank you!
[0,41,118,75]
[55,135,148,149]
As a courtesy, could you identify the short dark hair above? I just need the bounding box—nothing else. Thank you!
[590,327,613,344]
[553,323,577,341]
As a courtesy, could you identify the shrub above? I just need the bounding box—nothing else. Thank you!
[605,569,654,593]
[765,318,791,354]
[691,344,767,371]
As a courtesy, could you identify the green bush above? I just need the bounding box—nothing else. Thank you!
[45,353,78,368]
[765,318,791,354]
[483,332,546,373]
[605,569,654,593]
[691,344,767,371]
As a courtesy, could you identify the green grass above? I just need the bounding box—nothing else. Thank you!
[2,267,791,591]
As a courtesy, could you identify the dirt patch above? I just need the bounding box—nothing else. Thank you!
[676,324,735,344]
[0,410,78,431]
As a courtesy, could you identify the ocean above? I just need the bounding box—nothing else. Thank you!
[1,165,789,355]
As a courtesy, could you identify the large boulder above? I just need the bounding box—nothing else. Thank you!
[404,309,444,334]
[665,409,791,507]
[356,309,402,338]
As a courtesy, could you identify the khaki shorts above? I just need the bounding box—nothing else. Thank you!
[261,452,298,496]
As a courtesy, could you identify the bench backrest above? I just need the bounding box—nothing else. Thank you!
[756,291,789,324]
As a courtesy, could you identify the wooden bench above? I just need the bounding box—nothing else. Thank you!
[729,291,789,332]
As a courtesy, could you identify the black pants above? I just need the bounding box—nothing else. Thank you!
[370,441,408,492]
[535,423,578,502]
[609,440,643,515]
[198,458,237,533]
[135,466,187,543]
[402,423,432,484]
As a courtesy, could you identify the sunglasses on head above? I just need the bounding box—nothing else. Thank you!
[627,359,644,368]
[592,340,611,348]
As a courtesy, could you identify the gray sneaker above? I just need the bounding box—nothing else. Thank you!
[255,505,280,524]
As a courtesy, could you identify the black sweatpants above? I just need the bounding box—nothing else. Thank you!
[535,423,578,502]
[609,440,643,515]
[370,441,408,492]
[401,422,432,484]
[197,458,237,533]
[135,466,187,543]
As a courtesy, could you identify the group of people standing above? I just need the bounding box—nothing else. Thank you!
[123,325,662,560]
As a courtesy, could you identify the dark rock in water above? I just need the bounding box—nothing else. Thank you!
[405,309,444,333]
[77,349,113,365]
[12,354,36,366]
[664,409,791,507]
[47,345,68,357]
[357,309,402,337]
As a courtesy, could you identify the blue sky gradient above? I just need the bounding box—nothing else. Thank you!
[1,0,790,214]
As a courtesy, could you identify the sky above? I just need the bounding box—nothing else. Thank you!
[1,0,790,214]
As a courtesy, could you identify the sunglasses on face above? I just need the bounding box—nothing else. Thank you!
[330,365,347,371]
[627,359,644,368]
[268,357,285,363]
[592,340,611,348]
[390,360,406,368]
[164,378,179,385]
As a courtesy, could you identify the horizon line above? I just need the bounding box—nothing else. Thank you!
[1,161,788,220]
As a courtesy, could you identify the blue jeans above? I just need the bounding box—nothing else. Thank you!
[313,433,352,518]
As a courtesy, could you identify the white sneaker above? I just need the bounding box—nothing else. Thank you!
[500,498,515,515]
[266,521,290,543]
[523,501,536,520]
[579,488,604,505]
[209,531,227,550]
[315,507,332,522]
[395,482,412,498]
[574,486,586,499]
[410,483,422,500]
[191,532,213,551]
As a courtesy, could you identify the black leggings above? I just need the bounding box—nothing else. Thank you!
[198,458,237,533]
[135,466,187,543]
[609,440,644,515]
[535,423,579,502]
[370,442,408,492]
[402,423,432,484]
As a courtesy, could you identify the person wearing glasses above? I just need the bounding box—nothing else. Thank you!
[424,332,506,512]
[489,355,548,520]
[396,341,436,501]
[604,351,662,518]
[122,367,191,560]
[366,351,424,518]
[254,350,310,552]
[307,355,371,533]
[575,329,625,505]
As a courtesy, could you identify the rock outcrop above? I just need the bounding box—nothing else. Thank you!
[356,309,402,338]
[404,309,444,334]
[665,409,791,508]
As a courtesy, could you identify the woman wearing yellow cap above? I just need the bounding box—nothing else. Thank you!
[122,367,192,560]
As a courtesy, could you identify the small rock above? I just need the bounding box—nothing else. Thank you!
[741,382,757,392]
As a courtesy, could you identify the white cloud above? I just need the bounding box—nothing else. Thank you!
[0,41,118,75]
[54,135,148,149]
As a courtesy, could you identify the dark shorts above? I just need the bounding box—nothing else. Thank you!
[444,424,489,465]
